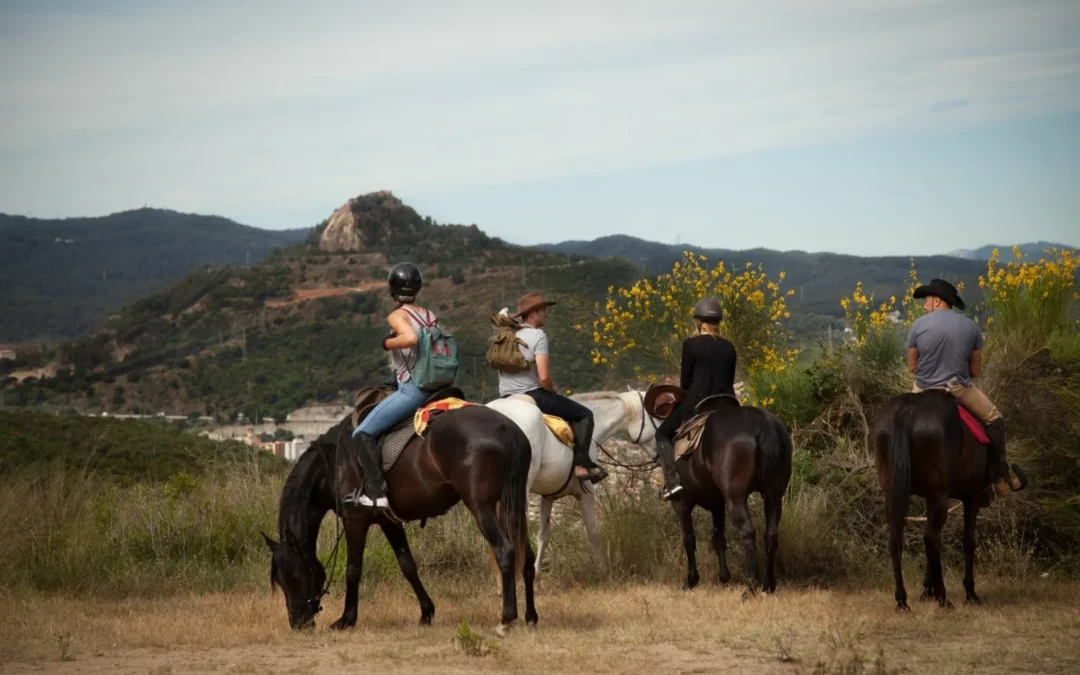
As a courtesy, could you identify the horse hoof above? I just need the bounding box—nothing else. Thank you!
[940,598,955,610]
[965,594,982,606]
[684,576,699,590]
[494,622,514,638]
[741,588,759,602]
[329,618,352,631]
[419,614,433,626]
[896,602,911,612]
[525,614,538,627]
[920,589,935,602]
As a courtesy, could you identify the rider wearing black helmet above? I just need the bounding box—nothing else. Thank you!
[654,298,738,499]
[345,262,436,510]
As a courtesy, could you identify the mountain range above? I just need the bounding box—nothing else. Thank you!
[1,192,1072,420]
[0,209,308,341]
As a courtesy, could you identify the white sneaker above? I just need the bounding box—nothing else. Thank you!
[661,484,684,500]
[357,494,389,509]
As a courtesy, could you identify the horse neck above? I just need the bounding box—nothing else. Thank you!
[278,447,334,556]
[577,391,647,444]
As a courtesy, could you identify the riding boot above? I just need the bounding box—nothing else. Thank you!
[571,418,607,484]
[986,419,1023,496]
[655,438,683,500]
[348,432,390,509]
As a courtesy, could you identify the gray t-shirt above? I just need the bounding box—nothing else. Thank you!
[906,309,984,389]
[497,326,549,396]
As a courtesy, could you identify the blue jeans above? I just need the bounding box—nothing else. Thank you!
[354,381,429,438]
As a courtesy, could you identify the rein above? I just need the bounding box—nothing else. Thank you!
[593,391,660,473]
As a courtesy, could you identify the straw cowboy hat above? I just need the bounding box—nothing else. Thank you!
[513,292,557,319]
[913,278,966,311]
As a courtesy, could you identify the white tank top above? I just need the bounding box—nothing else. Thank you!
[389,307,437,383]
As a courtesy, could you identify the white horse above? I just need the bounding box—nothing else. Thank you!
[486,390,661,575]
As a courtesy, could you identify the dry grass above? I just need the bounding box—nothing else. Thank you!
[2,578,1078,674]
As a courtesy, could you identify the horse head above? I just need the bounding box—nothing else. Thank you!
[263,529,326,630]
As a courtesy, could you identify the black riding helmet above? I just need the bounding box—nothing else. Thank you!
[388,262,422,301]
[692,298,722,324]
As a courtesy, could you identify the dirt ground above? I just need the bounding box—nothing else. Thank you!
[2,579,1078,674]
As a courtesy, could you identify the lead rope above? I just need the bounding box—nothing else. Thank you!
[593,391,661,473]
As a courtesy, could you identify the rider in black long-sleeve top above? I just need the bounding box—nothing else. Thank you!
[654,298,738,499]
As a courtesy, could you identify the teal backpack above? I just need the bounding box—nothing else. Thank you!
[401,308,459,391]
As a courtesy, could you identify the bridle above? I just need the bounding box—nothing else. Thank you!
[594,390,660,472]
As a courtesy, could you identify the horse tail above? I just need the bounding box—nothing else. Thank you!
[497,421,531,576]
[888,407,912,531]
[755,412,792,491]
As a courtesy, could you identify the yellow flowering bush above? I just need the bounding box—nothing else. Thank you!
[839,282,898,347]
[590,252,797,380]
[979,246,1079,346]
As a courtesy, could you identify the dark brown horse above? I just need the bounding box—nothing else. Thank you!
[873,390,1027,610]
[263,400,536,633]
[671,399,793,593]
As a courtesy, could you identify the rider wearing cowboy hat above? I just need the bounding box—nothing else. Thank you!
[497,291,607,483]
[653,297,738,500]
[907,278,1024,496]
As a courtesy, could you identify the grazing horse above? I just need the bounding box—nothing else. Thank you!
[670,399,793,593]
[263,401,536,633]
[874,390,1027,610]
[486,390,659,574]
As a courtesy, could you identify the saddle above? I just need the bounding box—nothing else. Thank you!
[957,405,989,445]
[672,395,742,460]
[502,394,576,448]
[350,385,468,472]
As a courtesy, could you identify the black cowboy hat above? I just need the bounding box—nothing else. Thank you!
[913,278,965,311]
[643,384,685,420]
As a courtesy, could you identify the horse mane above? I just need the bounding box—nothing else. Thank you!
[571,390,632,402]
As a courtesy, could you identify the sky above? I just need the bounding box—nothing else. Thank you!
[1,0,1078,256]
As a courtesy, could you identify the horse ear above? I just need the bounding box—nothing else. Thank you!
[262,532,279,551]
[282,528,301,554]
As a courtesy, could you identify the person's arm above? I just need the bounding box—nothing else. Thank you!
[679,340,694,391]
[383,310,418,350]
[907,348,919,373]
[533,331,554,391]
[969,350,983,379]
[905,323,919,374]
[969,324,985,378]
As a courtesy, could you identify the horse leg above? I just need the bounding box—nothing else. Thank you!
[962,498,981,605]
[330,519,370,631]
[534,496,554,578]
[378,520,436,625]
[925,495,953,609]
[729,495,760,594]
[674,497,699,589]
[580,490,605,570]
[763,491,783,593]
[472,505,519,630]
[885,483,910,611]
[708,504,730,585]
[523,536,538,626]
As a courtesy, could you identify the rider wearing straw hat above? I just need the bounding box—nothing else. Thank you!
[497,292,608,483]
[907,278,1024,496]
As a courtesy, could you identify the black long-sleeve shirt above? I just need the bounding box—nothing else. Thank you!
[679,334,737,406]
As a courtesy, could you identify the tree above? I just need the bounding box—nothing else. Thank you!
[590,251,797,382]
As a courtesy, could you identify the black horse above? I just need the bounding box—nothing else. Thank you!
[263,399,536,632]
[874,390,1027,610]
[671,400,793,593]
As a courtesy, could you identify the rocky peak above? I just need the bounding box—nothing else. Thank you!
[318,191,424,252]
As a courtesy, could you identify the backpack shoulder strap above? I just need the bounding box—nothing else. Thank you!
[399,306,434,328]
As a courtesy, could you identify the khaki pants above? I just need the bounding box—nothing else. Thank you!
[912,380,1002,424]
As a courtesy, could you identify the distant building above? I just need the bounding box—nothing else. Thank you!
[287,403,351,422]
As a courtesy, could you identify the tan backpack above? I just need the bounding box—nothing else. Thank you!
[485,312,531,373]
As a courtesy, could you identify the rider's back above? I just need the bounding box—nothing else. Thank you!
[907,310,982,389]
